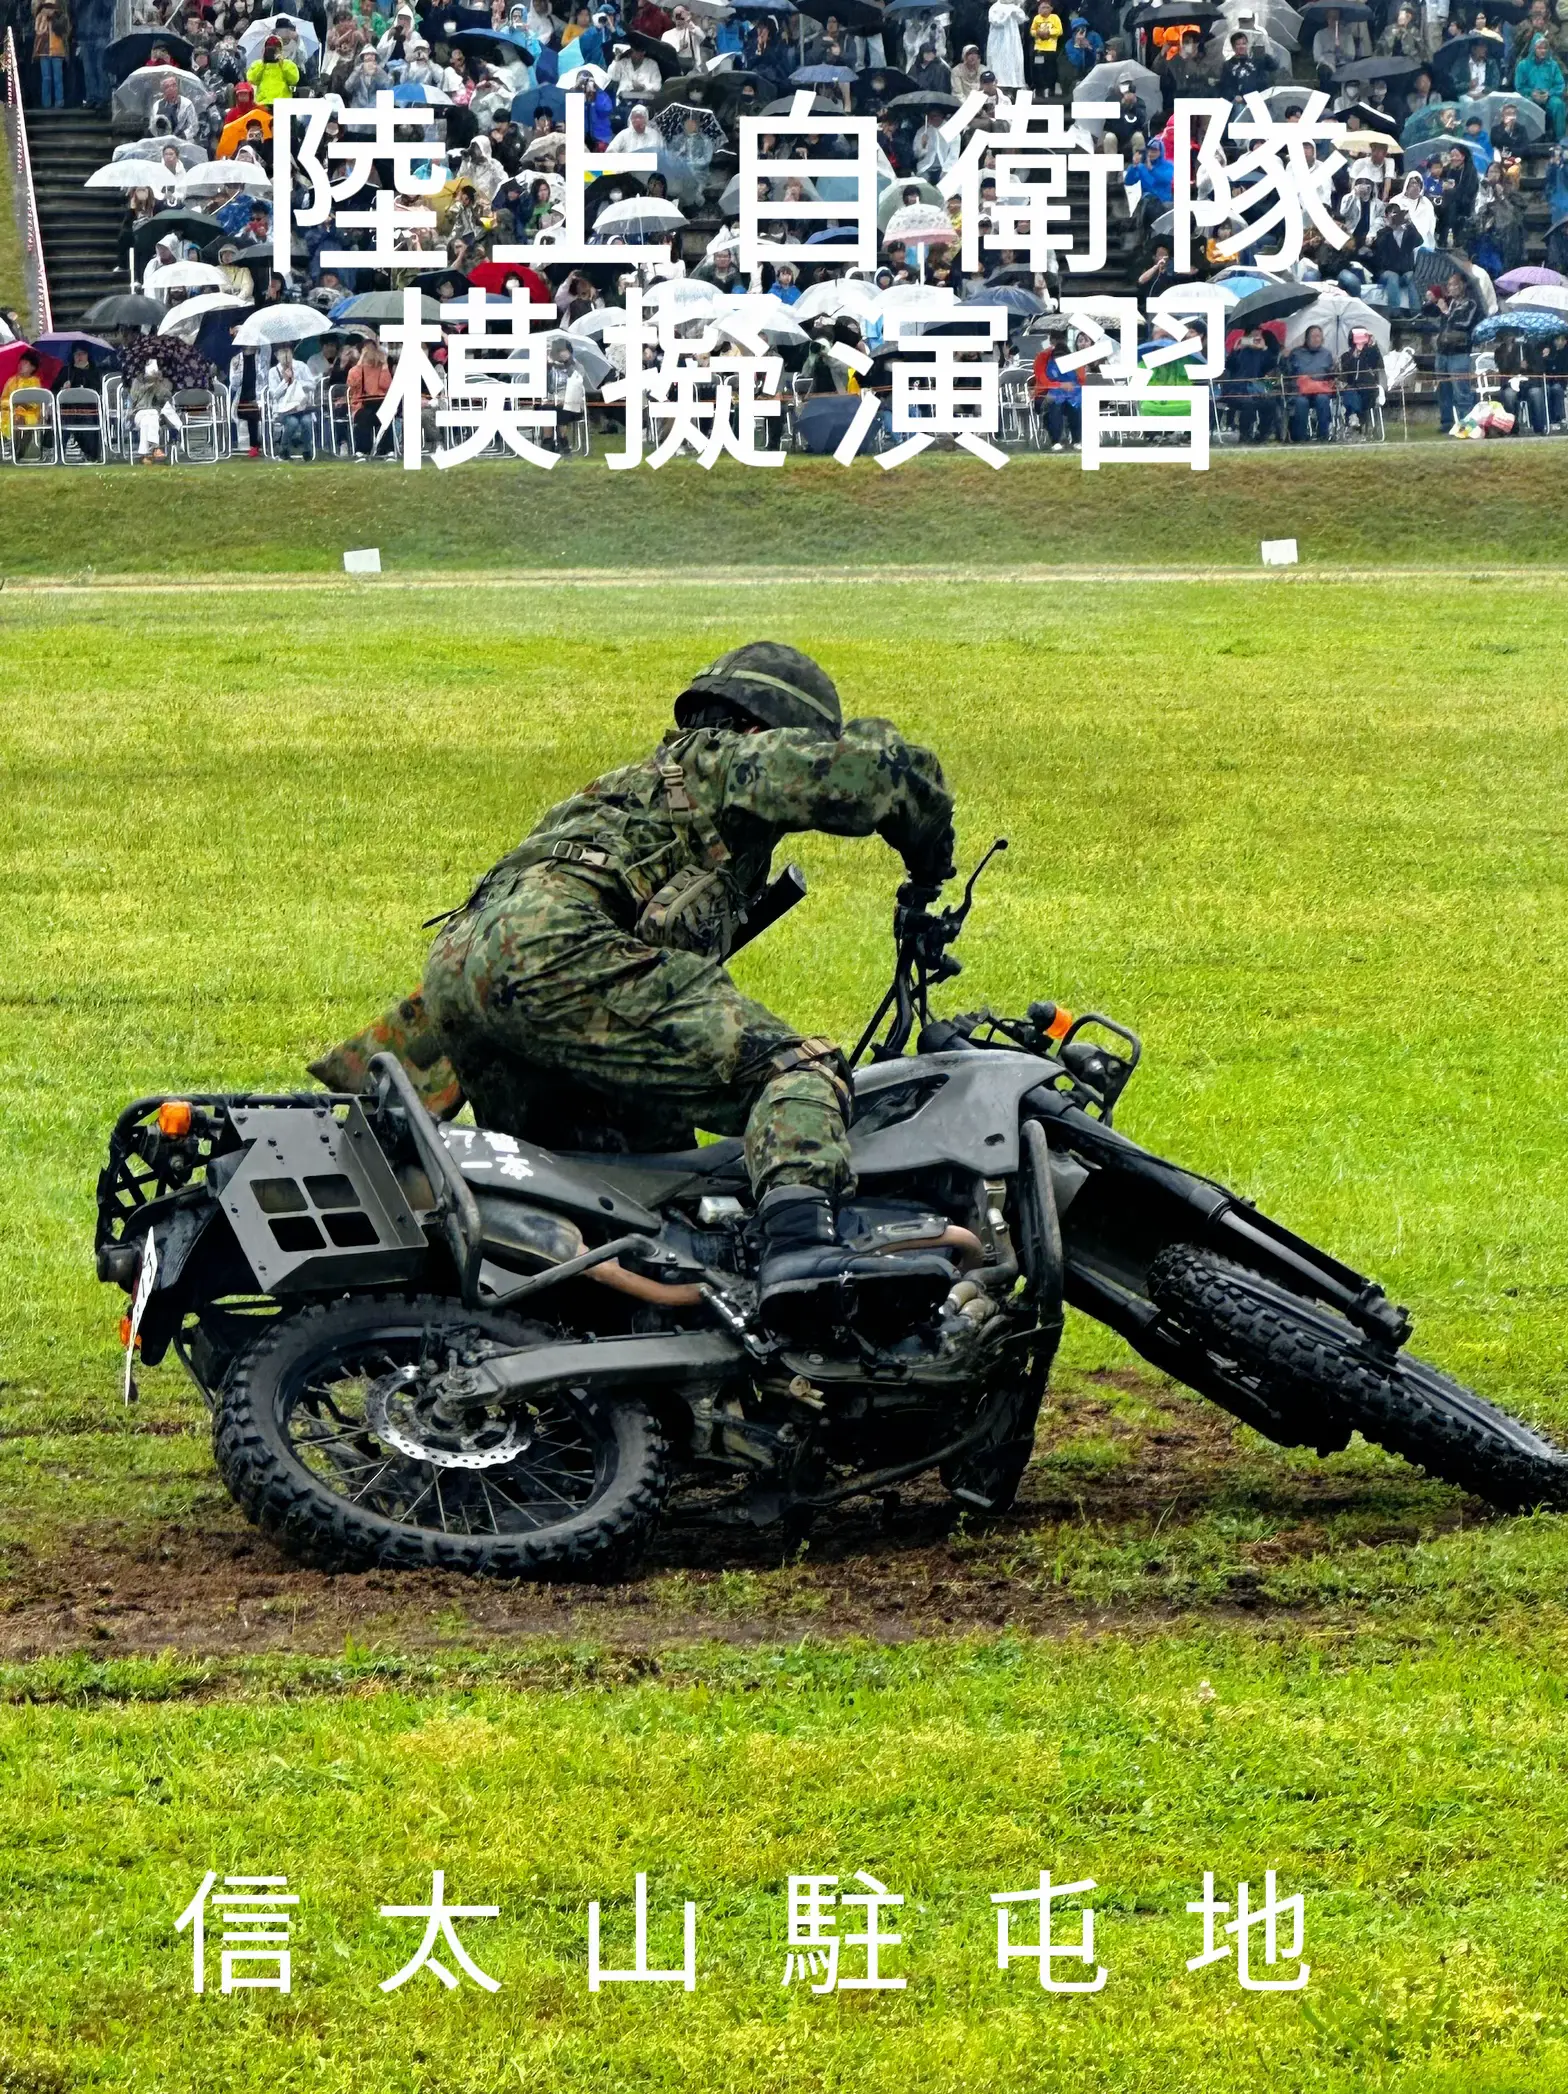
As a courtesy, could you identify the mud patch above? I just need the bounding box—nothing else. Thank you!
[0,1382,1476,1660]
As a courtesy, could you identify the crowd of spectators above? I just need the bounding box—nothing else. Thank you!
[4,0,1568,463]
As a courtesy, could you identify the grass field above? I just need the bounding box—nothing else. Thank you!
[5,506,1568,2089]
[1,438,1567,576]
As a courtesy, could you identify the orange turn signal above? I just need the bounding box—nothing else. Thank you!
[157,1100,193,1137]
[1044,1007,1074,1043]
[118,1316,141,1351]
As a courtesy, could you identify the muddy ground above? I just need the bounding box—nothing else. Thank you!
[0,1373,1476,1663]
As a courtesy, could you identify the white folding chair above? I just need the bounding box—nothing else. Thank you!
[173,387,223,462]
[55,387,108,464]
[101,372,127,459]
[1,389,59,464]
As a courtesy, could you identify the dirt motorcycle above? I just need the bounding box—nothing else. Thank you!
[95,842,1568,1577]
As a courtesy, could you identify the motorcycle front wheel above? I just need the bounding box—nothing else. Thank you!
[213,1294,670,1576]
[1149,1246,1568,1514]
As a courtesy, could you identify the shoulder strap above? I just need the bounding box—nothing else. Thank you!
[659,738,732,872]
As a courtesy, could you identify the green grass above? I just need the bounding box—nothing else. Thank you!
[6,1628,1568,2093]
[2,439,1567,577]
[7,560,1568,2089]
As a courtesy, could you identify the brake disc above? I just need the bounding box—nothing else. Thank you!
[364,1366,534,1472]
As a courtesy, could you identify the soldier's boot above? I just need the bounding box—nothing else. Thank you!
[755,1186,955,1343]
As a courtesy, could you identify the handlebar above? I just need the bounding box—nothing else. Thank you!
[850,838,1007,1068]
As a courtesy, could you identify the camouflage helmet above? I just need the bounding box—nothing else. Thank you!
[674,641,843,738]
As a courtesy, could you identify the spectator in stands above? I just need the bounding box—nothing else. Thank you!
[1221,324,1280,442]
[1284,323,1336,442]
[348,337,395,456]
[1312,7,1371,87]
[266,345,317,459]
[1125,137,1173,222]
[1433,142,1479,242]
[247,32,299,102]
[347,46,394,101]
[1527,327,1568,428]
[607,39,660,101]
[662,3,707,65]
[116,186,162,272]
[1369,199,1421,306]
[1219,31,1275,100]
[31,1,70,109]
[1,351,45,459]
[1057,18,1102,85]
[1427,268,1479,430]
[53,343,105,460]
[1031,332,1081,447]
[1337,326,1381,434]
[1158,28,1212,110]
[1470,159,1527,273]
[76,0,112,108]
[152,69,201,137]
[951,40,985,95]
[1516,34,1567,135]
[1377,5,1424,59]
[1027,5,1061,90]
[1108,81,1150,154]
[129,358,181,461]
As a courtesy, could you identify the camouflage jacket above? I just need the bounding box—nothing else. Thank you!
[461,719,955,928]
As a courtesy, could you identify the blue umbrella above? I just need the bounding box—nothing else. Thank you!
[393,80,439,104]
[792,64,858,83]
[33,330,118,366]
[513,83,567,122]
[806,224,861,243]
[1474,307,1568,342]
[534,42,558,83]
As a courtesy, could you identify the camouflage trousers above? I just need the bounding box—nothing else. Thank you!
[420,867,853,1199]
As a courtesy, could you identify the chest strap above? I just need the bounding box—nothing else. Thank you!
[660,758,731,872]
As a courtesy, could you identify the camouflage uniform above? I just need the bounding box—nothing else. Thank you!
[417,715,953,1197]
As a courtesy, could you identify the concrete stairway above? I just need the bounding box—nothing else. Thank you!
[25,107,123,326]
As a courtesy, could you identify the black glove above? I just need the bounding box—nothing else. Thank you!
[903,822,957,896]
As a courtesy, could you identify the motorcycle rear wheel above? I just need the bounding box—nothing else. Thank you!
[213,1294,670,1576]
[1150,1246,1568,1514]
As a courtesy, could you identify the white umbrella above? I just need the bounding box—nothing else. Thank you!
[239,12,322,63]
[1506,285,1568,314]
[1284,288,1389,354]
[567,308,632,340]
[150,259,227,291]
[86,160,179,193]
[113,135,205,168]
[158,291,249,336]
[595,196,687,236]
[790,275,881,324]
[233,304,333,346]
[177,161,272,196]
[874,281,956,314]
[714,293,809,344]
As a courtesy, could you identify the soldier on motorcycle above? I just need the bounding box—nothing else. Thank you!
[312,641,958,1333]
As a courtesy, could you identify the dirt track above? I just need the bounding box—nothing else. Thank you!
[0,1373,1473,1664]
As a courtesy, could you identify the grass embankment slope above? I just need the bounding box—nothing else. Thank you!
[4,570,1568,2089]
[1,439,1565,577]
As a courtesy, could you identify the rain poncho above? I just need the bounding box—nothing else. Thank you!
[987,1,1027,87]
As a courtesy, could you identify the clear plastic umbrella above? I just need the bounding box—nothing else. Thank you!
[232,304,334,347]
[594,197,688,237]
[150,259,227,291]
[789,274,882,323]
[177,161,272,196]
[535,329,612,385]
[1283,287,1390,353]
[1074,60,1162,104]
[112,135,205,167]
[157,292,249,337]
[714,293,810,343]
[113,69,213,125]
[86,160,180,193]
[1459,92,1546,138]
[239,13,322,63]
